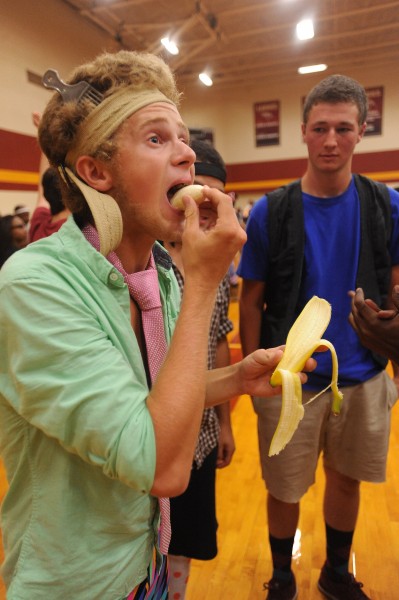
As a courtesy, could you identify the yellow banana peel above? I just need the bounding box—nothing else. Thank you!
[268,296,343,457]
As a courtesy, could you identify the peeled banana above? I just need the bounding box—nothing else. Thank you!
[268,295,343,456]
[170,184,204,210]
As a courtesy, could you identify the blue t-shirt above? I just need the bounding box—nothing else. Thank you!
[238,177,399,389]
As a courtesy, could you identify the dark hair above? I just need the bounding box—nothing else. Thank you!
[14,204,29,214]
[42,167,65,215]
[0,215,17,267]
[190,139,226,184]
[302,74,368,126]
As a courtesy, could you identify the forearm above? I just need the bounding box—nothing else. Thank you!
[214,337,233,424]
[205,362,242,407]
[240,301,262,357]
[148,281,217,496]
[240,316,261,357]
[239,279,265,356]
[215,399,232,427]
[215,393,235,469]
[215,336,231,370]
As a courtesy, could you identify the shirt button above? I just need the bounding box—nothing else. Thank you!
[109,272,119,282]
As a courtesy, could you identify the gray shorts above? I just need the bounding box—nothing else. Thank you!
[252,371,398,503]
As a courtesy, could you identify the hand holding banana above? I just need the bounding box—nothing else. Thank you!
[269,296,343,457]
[174,184,246,293]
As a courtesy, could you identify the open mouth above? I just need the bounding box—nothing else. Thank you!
[167,183,187,203]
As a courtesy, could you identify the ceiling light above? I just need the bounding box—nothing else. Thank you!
[296,19,314,40]
[161,37,179,55]
[199,72,213,86]
[298,64,327,74]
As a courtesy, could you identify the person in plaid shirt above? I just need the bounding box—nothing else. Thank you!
[163,140,235,599]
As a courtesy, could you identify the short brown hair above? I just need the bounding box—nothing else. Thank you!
[302,74,368,126]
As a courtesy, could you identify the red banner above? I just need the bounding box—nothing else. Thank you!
[254,100,280,147]
[365,86,383,136]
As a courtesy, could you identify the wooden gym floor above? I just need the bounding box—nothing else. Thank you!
[187,298,399,600]
[0,295,398,599]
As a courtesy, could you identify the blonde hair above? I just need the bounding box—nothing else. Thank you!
[38,51,181,217]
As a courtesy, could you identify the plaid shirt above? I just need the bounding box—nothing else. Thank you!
[172,266,233,468]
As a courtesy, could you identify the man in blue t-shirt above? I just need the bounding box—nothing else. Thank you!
[238,74,399,600]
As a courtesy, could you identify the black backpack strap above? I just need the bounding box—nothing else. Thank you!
[262,179,304,346]
[354,173,392,305]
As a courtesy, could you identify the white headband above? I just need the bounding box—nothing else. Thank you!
[66,86,175,166]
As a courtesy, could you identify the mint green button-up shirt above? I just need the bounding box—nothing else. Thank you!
[0,217,180,599]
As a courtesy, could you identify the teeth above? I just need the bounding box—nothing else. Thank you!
[167,183,185,201]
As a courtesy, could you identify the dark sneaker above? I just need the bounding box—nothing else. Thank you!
[318,563,370,599]
[263,573,298,600]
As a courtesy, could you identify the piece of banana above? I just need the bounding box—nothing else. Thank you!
[170,184,204,210]
[268,295,343,457]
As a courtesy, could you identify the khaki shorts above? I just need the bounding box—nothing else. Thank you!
[252,371,398,503]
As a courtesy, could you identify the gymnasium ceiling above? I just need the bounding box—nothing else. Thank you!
[61,0,399,91]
